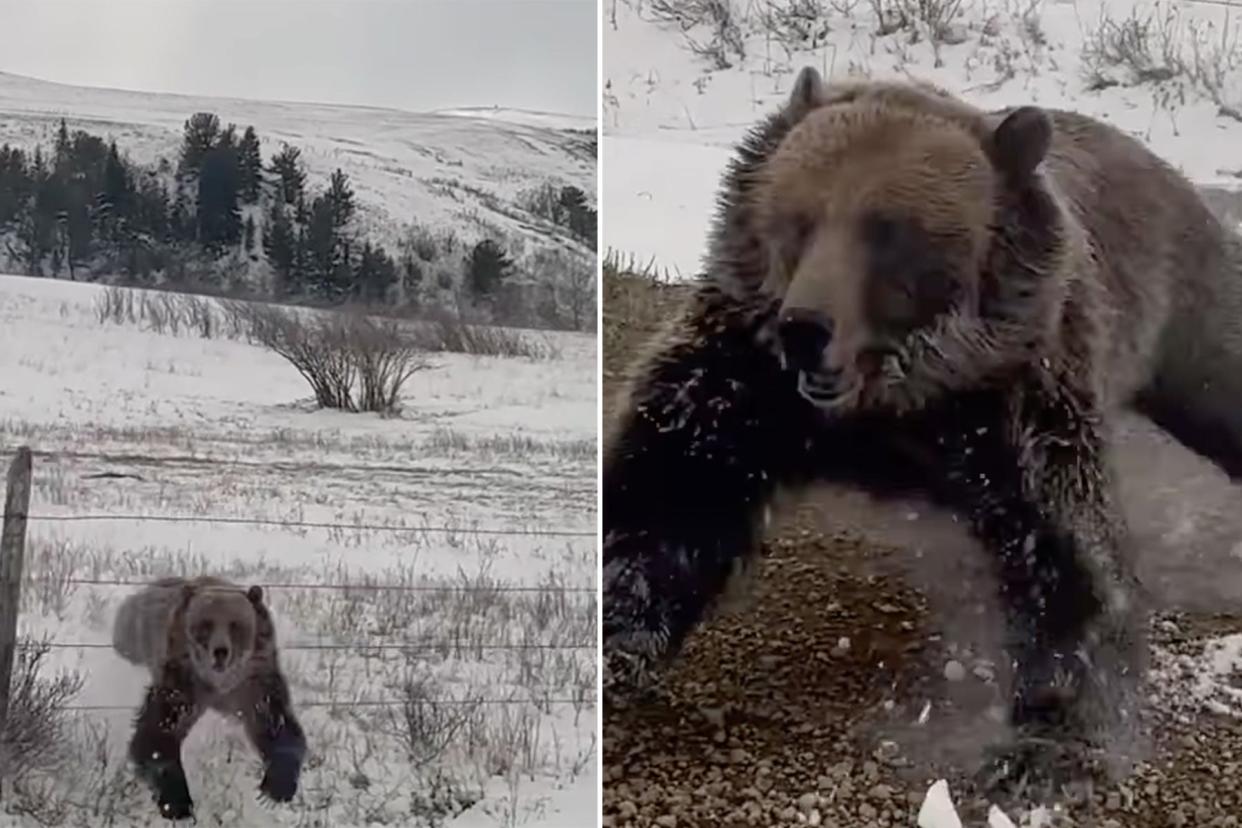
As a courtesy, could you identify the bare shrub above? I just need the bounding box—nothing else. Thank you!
[230,303,428,413]
[23,537,82,619]
[0,639,84,784]
[898,0,967,46]
[391,671,483,767]
[1082,6,1185,89]
[93,286,228,340]
[350,315,432,414]
[760,0,832,48]
[869,0,909,36]
[236,303,358,409]
[93,285,137,326]
[1186,15,1242,117]
[649,0,747,68]
[421,311,555,360]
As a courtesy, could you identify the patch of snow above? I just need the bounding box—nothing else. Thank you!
[0,275,597,826]
[918,780,964,828]
[602,0,1242,277]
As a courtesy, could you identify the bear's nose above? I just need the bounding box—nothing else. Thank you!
[212,646,229,666]
[777,310,834,374]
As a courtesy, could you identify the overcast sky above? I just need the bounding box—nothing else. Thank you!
[0,0,597,116]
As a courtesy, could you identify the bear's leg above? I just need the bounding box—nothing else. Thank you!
[935,384,1146,785]
[1136,351,1242,480]
[1136,246,1242,480]
[604,290,821,692]
[130,676,203,821]
[232,672,307,803]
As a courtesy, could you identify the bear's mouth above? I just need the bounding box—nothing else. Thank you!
[795,351,909,411]
[796,369,853,408]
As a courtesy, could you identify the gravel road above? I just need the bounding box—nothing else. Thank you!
[601,265,1242,828]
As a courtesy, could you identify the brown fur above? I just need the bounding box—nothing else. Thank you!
[114,576,273,697]
[603,67,1242,795]
[115,576,305,819]
[736,75,1240,424]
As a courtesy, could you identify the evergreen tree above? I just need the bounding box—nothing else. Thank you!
[179,112,221,176]
[304,194,346,298]
[466,238,512,300]
[326,169,355,229]
[244,215,257,255]
[0,145,31,228]
[196,144,242,249]
[8,150,54,276]
[218,123,238,150]
[558,185,596,249]
[238,126,263,203]
[354,241,397,303]
[99,141,133,243]
[268,143,306,206]
[54,119,71,171]
[263,201,298,294]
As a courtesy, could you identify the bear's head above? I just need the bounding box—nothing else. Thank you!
[751,70,1069,415]
[181,583,264,692]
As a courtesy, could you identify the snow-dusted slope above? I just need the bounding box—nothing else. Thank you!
[0,273,597,827]
[603,0,1242,276]
[435,105,598,132]
[0,70,596,257]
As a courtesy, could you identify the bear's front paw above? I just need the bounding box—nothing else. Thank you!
[603,557,675,700]
[975,731,1101,807]
[153,772,194,821]
[1010,620,1147,748]
[603,632,666,698]
[259,751,302,803]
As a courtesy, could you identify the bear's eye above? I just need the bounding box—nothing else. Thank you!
[775,215,814,270]
[193,620,213,640]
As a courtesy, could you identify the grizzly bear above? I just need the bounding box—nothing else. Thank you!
[112,575,307,820]
[603,67,1242,789]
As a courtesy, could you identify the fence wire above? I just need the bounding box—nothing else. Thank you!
[21,640,594,652]
[14,510,595,538]
[3,458,600,720]
[62,697,595,712]
[22,575,597,594]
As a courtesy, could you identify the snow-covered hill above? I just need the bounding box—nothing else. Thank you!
[0,70,596,260]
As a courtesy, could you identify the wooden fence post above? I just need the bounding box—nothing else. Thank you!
[0,446,33,741]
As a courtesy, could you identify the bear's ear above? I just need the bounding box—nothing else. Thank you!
[987,106,1051,181]
[246,585,264,605]
[787,66,827,116]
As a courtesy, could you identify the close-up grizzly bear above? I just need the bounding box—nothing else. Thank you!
[602,66,1242,793]
[112,575,307,820]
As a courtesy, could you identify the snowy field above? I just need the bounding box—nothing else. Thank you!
[602,0,1242,825]
[603,0,1242,277]
[0,273,597,827]
[0,70,596,258]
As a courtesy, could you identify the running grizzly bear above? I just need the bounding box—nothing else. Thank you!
[603,67,1242,782]
[113,575,307,820]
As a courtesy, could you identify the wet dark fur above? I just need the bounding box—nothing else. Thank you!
[603,69,1242,791]
[120,576,307,820]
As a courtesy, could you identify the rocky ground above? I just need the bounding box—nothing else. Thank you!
[600,268,1242,828]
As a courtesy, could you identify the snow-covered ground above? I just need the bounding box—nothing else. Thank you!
[602,0,1242,824]
[603,0,1242,277]
[0,273,597,827]
[0,70,596,259]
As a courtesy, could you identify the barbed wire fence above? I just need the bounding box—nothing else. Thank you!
[0,446,600,725]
